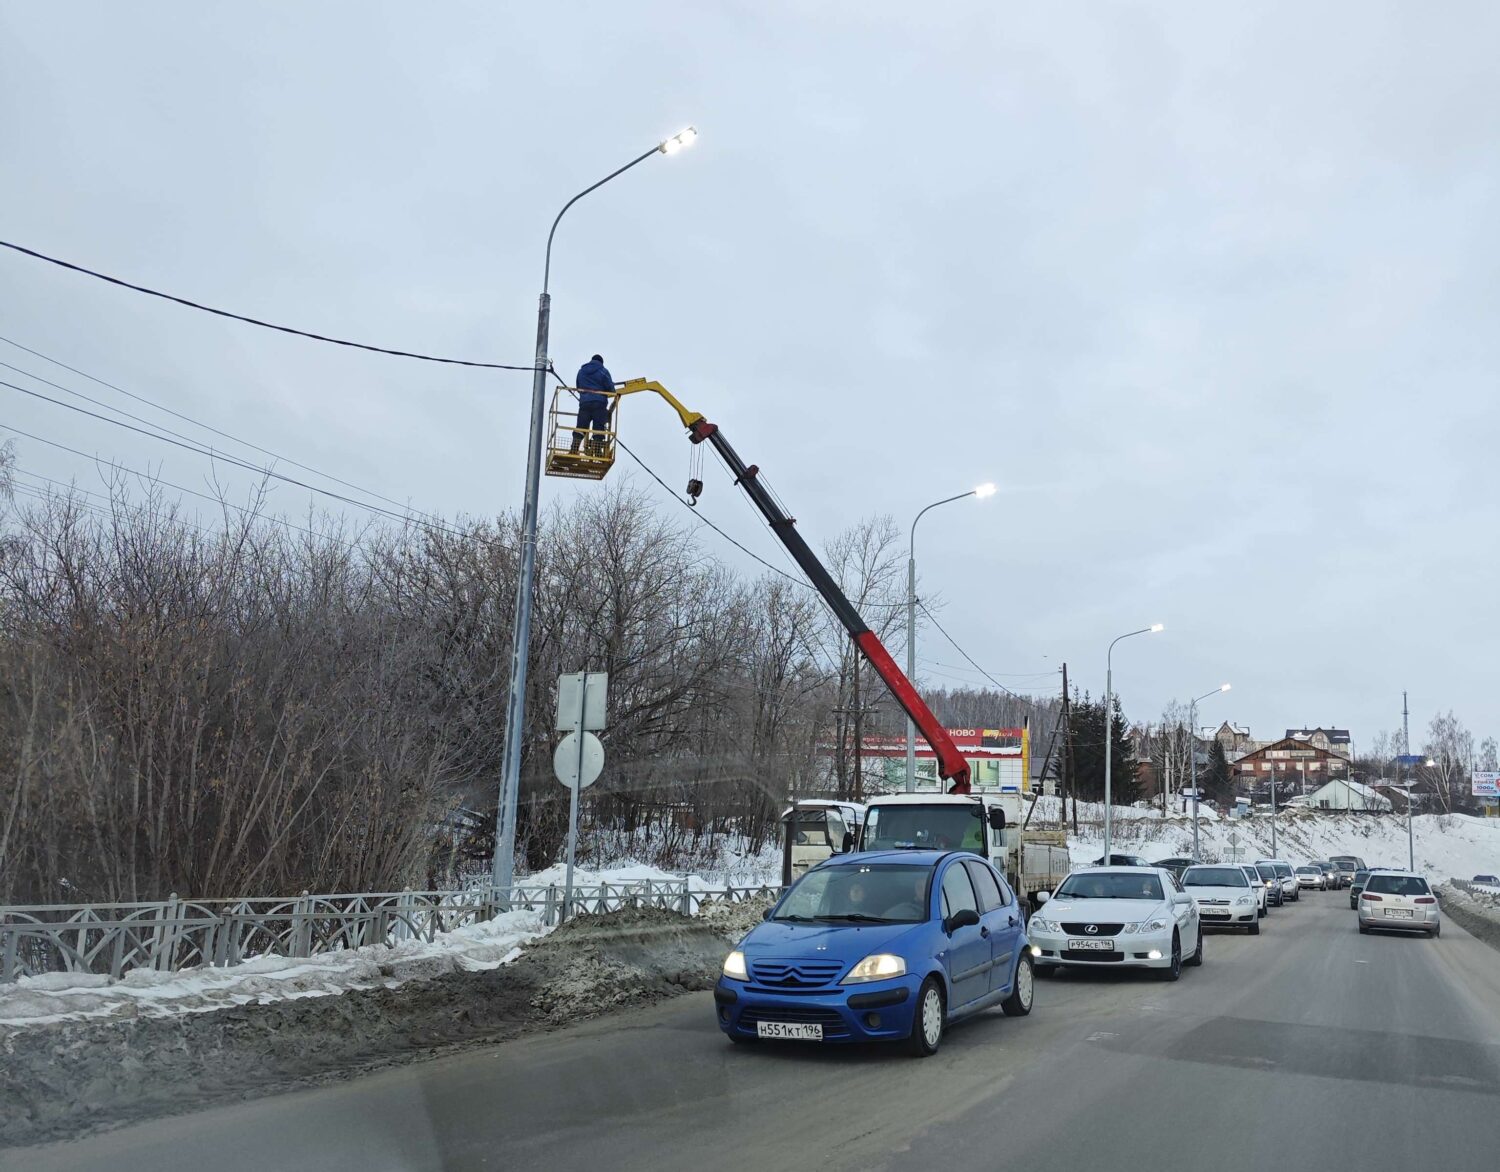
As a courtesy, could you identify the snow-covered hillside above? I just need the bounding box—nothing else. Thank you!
[1032,799,1500,879]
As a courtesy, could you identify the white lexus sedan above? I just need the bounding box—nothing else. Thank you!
[1027,866,1203,981]
[1181,864,1261,934]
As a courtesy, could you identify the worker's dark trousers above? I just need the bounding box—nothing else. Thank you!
[572,399,610,450]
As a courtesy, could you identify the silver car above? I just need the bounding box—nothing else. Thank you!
[1356,870,1441,937]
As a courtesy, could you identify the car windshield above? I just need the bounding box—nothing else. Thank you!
[1256,864,1278,880]
[1354,871,1370,882]
[1183,867,1248,887]
[773,863,931,923]
[1365,874,1431,897]
[1054,873,1164,901]
[862,804,985,852]
[1273,864,1294,877]
[1297,867,1319,874]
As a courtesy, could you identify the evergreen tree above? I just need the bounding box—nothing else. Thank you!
[1066,688,1139,804]
[1201,739,1234,806]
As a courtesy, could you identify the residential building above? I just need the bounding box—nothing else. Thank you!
[1286,727,1352,754]
[1233,735,1351,795]
[1302,778,1392,812]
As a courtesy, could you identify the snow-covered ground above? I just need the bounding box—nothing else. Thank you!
[1044,803,1500,879]
[0,908,551,1029]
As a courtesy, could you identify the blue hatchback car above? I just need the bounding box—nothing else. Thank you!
[716,850,1034,1056]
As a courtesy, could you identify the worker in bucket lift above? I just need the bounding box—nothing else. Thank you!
[572,354,615,454]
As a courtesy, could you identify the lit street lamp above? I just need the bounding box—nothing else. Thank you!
[1102,623,1164,861]
[493,127,699,894]
[904,483,996,791]
[1188,684,1231,858]
[1406,757,1435,871]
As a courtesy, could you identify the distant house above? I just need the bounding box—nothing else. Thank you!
[1233,736,1351,792]
[1286,727,1352,754]
[1303,777,1391,812]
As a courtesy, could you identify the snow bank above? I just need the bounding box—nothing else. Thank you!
[0,909,550,1029]
[1054,808,1500,879]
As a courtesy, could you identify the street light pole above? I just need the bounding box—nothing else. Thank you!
[1188,684,1231,859]
[904,483,995,792]
[1102,623,1164,862]
[492,128,698,894]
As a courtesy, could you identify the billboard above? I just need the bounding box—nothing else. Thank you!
[1472,771,1500,798]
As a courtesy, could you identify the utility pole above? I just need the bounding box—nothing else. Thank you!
[1061,664,1077,836]
[1270,770,1278,857]
[1403,690,1414,871]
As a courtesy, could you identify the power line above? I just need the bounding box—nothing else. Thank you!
[0,240,536,371]
[8,459,361,551]
[916,599,1036,705]
[0,336,443,521]
[0,377,471,538]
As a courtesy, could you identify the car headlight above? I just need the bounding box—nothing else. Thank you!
[841,953,907,984]
[722,950,748,981]
[1137,918,1170,933]
[1030,917,1061,933]
[1234,896,1253,906]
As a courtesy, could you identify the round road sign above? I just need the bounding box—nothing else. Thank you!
[554,731,604,790]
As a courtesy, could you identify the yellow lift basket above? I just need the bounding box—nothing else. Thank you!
[545,388,620,481]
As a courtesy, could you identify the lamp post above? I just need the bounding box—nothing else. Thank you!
[492,127,698,894]
[904,483,996,791]
[1407,758,1435,871]
[1188,684,1231,858]
[1102,623,1163,862]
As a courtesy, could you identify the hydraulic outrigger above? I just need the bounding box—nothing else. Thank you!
[549,377,972,791]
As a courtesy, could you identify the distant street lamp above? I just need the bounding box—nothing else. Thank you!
[904,483,996,791]
[1406,757,1435,871]
[493,127,699,894]
[1188,684,1231,858]
[1102,624,1164,861]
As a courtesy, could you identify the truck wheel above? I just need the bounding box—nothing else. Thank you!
[906,977,945,1057]
[1001,954,1034,1017]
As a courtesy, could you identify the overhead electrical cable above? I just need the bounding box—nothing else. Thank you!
[0,240,538,370]
[0,336,446,521]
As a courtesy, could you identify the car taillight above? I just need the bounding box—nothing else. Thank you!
[1361,892,1382,901]
[1414,896,1436,904]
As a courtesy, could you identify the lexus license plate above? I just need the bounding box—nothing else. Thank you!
[756,1021,823,1040]
[1386,908,1415,919]
[1071,938,1115,951]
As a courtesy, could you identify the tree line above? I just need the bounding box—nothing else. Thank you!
[0,459,1066,904]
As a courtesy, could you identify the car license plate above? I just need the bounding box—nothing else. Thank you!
[1385,908,1415,919]
[1071,938,1115,951]
[756,1021,823,1040]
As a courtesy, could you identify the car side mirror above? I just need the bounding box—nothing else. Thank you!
[841,831,854,854]
[945,907,981,933]
[1036,891,1051,904]
[1173,893,1193,906]
[762,907,774,920]
[987,808,1007,831]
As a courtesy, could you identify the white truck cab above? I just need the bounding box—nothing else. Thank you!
[781,801,864,878]
[856,793,1069,909]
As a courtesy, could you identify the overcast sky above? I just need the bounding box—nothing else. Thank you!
[2,1,1496,753]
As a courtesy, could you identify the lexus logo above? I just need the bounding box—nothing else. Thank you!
[1085,924,1100,935]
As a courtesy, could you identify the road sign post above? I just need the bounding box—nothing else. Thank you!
[1227,830,1242,863]
[555,672,607,920]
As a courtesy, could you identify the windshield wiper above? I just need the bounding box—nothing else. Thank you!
[774,914,819,922]
[825,913,900,923]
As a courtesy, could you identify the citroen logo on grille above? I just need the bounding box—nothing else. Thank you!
[1085,924,1100,934]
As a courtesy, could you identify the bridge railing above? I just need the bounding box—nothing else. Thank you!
[0,880,780,982]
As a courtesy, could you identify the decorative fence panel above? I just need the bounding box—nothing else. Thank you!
[0,881,780,982]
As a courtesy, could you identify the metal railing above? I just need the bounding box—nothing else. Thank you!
[0,880,779,983]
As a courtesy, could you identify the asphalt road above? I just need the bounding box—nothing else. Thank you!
[7,894,1500,1172]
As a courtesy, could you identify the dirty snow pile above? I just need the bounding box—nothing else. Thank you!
[0,909,550,1030]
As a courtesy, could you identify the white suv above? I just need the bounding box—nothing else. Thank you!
[1256,859,1300,902]
[1357,871,1441,937]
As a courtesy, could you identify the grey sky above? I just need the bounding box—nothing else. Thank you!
[2,1,1496,752]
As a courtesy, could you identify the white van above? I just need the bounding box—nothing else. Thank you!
[781,801,864,877]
